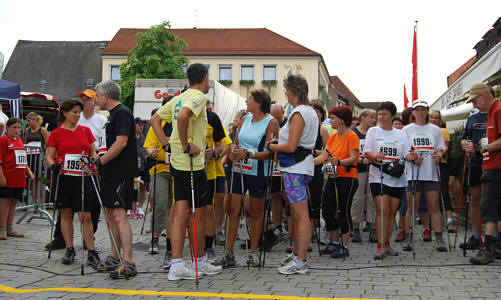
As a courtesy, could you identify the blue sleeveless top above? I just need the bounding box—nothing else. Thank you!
[233,113,273,176]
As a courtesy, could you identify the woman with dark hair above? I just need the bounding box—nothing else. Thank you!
[269,74,318,274]
[314,105,359,259]
[0,118,35,239]
[364,101,407,259]
[46,99,101,266]
[217,89,278,268]
[402,100,447,252]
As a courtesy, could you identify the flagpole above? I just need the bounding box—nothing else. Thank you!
[415,21,418,100]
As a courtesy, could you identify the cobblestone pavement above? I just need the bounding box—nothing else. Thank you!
[1,209,501,300]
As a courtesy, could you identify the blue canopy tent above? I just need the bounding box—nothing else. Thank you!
[0,79,22,117]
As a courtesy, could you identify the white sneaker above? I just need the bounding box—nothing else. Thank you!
[277,259,308,275]
[199,261,222,275]
[168,265,202,281]
[279,253,295,267]
[137,207,145,216]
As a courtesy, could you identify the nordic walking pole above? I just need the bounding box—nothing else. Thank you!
[463,153,472,257]
[436,163,451,252]
[412,158,421,261]
[326,149,344,260]
[189,154,199,286]
[151,145,158,255]
[81,159,128,279]
[48,169,60,259]
[260,144,275,269]
[239,155,250,269]
[140,191,150,235]
[379,159,385,262]
[454,153,467,248]
[80,153,85,275]
[223,157,234,256]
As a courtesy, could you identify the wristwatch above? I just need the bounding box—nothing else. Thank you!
[244,149,250,159]
[163,141,169,151]
[337,159,342,166]
[183,144,191,154]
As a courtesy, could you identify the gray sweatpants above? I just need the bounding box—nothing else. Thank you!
[151,172,173,233]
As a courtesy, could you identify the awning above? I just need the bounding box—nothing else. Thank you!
[431,42,501,111]
[440,102,473,122]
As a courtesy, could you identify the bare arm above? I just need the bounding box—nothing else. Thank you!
[41,127,50,145]
[150,113,169,147]
[269,112,304,153]
[177,107,200,156]
[46,146,57,167]
[252,119,279,160]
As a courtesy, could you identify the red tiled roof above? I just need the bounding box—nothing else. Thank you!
[102,28,320,56]
[447,55,476,87]
[330,76,361,104]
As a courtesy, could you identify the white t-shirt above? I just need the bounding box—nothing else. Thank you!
[78,113,107,152]
[0,110,8,136]
[365,126,407,187]
[403,123,445,182]
[278,105,319,176]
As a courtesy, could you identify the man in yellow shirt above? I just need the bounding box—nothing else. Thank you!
[150,63,222,280]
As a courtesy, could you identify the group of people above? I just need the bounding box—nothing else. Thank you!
[1,62,500,282]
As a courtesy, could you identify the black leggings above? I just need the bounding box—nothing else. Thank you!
[322,177,358,234]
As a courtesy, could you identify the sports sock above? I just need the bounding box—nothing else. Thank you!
[205,236,214,250]
[485,235,493,250]
[166,238,172,252]
[434,231,443,240]
[171,258,183,269]
[295,258,306,266]
[473,228,481,239]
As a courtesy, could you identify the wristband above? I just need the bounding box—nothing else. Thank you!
[337,159,341,166]
[163,141,170,151]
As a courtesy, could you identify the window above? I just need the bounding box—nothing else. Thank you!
[241,65,254,81]
[219,65,232,81]
[110,66,121,81]
[263,65,276,81]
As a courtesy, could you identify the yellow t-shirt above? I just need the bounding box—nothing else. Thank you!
[206,111,232,180]
[440,128,450,164]
[144,120,170,175]
[215,126,232,177]
[156,89,207,171]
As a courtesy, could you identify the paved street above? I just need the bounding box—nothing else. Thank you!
[1,209,500,300]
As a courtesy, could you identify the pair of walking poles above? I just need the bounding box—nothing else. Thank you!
[47,153,129,278]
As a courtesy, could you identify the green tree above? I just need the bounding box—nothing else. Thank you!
[119,21,189,109]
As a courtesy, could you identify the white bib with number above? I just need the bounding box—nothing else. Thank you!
[63,154,83,176]
[378,141,401,162]
[164,152,171,167]
[26,141,42,154]
[410,132,434,154]
[359,139,366,157]
[98,127,107,155]
[481,137,489,161]
[323,163,336,177]
[234,159,253,172]
[272,162,282,177]
[14,150,27,169]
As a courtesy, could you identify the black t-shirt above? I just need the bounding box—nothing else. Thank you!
[207,110,226,143]
[101,104,138,178]
[351,127,368,173]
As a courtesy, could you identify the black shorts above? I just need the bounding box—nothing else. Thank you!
[139,171,151,184]
[271,176,282,194]
[100,177,134,210]
[0,187,24,199]
[468,167,482,187]
[215,176,225,194]
[407,180,440,193]
[230,172,267,199]
[55,175,96,212]
[370,183,405,199]
[480,170,501,222]
[207,179,216,206]
[171,166,209,208]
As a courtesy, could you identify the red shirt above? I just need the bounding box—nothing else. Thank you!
[47,125,95,175]
[0,135,28,188]
[483,100,501,171]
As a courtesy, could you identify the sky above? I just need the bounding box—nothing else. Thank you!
[0,0,499,111]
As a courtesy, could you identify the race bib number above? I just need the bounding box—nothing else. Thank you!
[410,132,434,154]
[323,163,336,178]
[63,154,83,176]
[234,159,254,172]
[14,150,27,169]
[481,137,489,161]
[272,162,282,177]
[378,141,401,162]
[164,152,171,167]
[359,139,365,157]
[26,141,41,154]
[98,127,107,155]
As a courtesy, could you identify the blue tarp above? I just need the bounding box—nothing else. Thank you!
[0,78,21,100]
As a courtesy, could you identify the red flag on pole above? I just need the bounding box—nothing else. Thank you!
[404,83,409,109]
[412,24,418,101]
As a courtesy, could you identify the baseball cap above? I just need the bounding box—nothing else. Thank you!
[412,99,429,109]
[134,117,144,124]
[466,83,490,103]
[77,89,97,100]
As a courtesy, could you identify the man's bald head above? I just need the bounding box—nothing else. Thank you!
[270,104,284,121]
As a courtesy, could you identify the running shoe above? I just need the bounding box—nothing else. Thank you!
[215,231,226,246]
[168,265,201,281]
[331,246,349,258]
[199,261,222,275]
[279,253,295,267]
[384,244,400,256]
[216,252,236,268]
[87,250,101,270]
[369,229,377,243]
[394,228,406,242]
[277,259,308,275]
[247,250,260,267]
[45,238,66,250]
[374,247,385,260]
[460,235,481,250]
[351,229,362,243]
[422,228,432,242]
[491,242,501,259]
[262,229,280,251]
[435,239,448,252]
[149,239,159,254]
[206,248,216,263]
[0,230,6,240]
[285,239,294,253]
[137,208,145,217]
[61,248,76,265]
[163,251,172,269]
[7,229,24,238]
[96,255,121,272]
[319,243,338,255]
[470,247,495,265]
[110,261,137,279]
[403,238,413,252]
